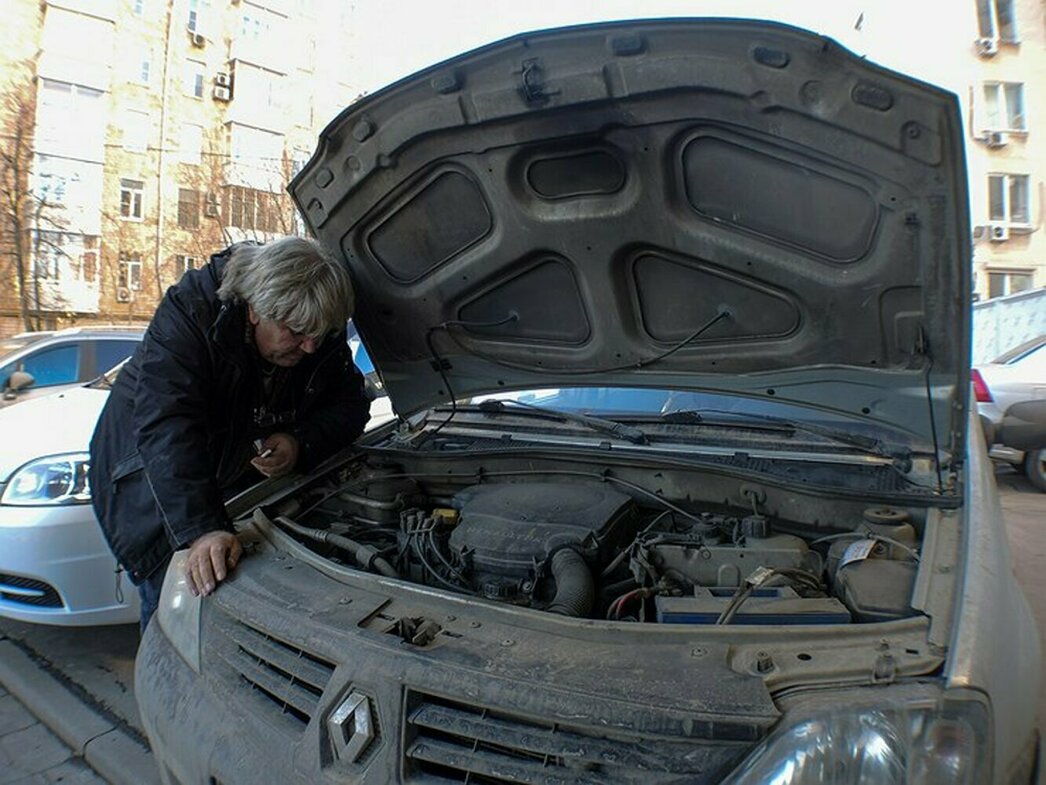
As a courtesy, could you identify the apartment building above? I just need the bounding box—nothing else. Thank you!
[0,0,357,336]
[968,0,1046,300]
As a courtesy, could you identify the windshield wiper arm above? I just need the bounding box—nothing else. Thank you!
[474,399,648,444]
[659,409,903,459]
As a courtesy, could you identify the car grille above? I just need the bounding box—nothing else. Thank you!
[403,692,749,784]
[0,573,63,608]
[205,606,336,734]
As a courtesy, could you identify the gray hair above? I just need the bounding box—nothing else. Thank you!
[217,237,354,338]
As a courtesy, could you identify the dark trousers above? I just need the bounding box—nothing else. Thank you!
[137,559,170,634]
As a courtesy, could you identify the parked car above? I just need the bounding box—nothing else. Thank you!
[0,363,140,625]
[0,340,387,627]
[973,335,1046,490]
[136,19,1042,785]
[0,325,143,408]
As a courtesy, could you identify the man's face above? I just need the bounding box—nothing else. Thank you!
[249,306,320,366]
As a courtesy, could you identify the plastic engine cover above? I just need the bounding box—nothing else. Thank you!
[448,482,635,577]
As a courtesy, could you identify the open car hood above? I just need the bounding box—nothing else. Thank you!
[292,18,971,460]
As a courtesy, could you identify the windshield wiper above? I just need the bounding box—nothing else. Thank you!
[472,399,648,444]
[658,409,906,460]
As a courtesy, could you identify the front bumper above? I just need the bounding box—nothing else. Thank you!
[0,504,138,626]
[137,555,778,785]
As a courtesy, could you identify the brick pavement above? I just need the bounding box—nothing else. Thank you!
[0,684,106,784]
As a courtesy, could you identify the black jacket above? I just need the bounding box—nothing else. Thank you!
[89,247,370,584]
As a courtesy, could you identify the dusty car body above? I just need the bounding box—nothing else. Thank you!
[136,19,1041,784]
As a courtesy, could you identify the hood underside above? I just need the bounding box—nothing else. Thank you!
[291,18,971,457]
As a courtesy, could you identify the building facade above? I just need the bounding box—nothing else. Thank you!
[968,0,1046,301]
[0,0,357,336]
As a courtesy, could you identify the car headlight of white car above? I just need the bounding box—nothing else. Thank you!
[1,452,92,506]
[722,685,991,785]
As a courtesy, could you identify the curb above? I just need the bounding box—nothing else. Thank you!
[0,638,159,785]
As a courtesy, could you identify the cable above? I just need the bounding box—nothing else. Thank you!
[437,307,732,377]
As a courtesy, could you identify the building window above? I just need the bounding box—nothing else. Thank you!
[118,254,143,291]
[123,110,149,152]
[120,178,144,220]
[175,254,198,276]
[187,0,206,32]
[184,60,205,98]
[988,173,1030,224]
[977,0,1018,42]
[81,250,97,282]
[32,231,66,279]
[177,188,200,229]
[223,185,280,232]
[136,58,151,84]
[133,0,144,14]
[988,270,1033,299]
[180,123,203,165]
[983,82,1025,131]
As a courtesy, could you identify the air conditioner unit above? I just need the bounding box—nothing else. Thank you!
[215,71,231,87]
[212,85,231,102]
[189,30,206,47]
[116,286,132,303]
[986,131,1009,148]
[989,221,1010,242]
[975,37,998,56]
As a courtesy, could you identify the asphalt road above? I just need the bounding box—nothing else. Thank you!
[0,464,1043,778]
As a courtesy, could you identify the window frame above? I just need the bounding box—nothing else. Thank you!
[177,188,200,229]
[988,172,1031,226]
[987,269,1034,299]
[982,81,1026,133]
[118,254,144,292]
[119,178,145,221]
[977,0,1019,43]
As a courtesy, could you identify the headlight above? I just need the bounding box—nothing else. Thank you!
[1,453,91,506]
[156,551,201,673]
[722,685,991,785]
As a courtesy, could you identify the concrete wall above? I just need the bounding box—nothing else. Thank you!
[972,285,1046,363]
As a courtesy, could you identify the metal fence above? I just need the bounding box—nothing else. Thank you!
[971,287,1046,365]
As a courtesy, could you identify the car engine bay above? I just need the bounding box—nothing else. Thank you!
[257,444,927,628]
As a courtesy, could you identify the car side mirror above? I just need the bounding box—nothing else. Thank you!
[6,370,35,395]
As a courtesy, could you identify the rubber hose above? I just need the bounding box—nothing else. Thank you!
[545,549,594,617]
[259,510,400,579]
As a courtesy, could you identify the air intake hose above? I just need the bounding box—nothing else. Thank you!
[545,548,594,617]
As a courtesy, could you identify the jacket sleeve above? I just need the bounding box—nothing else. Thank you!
[131,287,231,552]
[292,340,372,472]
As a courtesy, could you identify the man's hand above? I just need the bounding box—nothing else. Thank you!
[185,530,243,597]
[251,432,299,478]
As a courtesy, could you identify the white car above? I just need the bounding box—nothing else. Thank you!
[0,367,140,625]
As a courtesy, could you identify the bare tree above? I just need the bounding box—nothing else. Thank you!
[0,68,69,331]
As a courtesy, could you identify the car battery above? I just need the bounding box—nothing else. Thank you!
[655,586,852,625]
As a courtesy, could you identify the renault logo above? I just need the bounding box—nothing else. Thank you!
[327,690,375,763]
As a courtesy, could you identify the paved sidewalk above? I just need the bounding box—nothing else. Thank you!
[0,640,157,785]
[0,683,106,784]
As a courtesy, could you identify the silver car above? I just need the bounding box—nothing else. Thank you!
[0,326,143,408]
[136,19,1042,784]
[974,335,1046,490]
